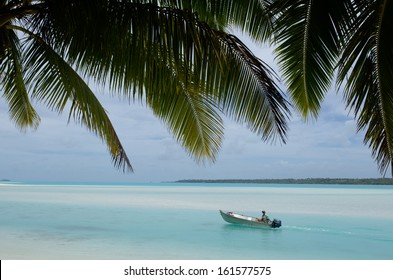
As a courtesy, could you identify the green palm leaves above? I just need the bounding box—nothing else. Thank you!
[338,0,393,175]
[0,0,290,171]
[3,0,392,176]
[1,29,40,130]
[266,0,393,175]
[270,0,344,118]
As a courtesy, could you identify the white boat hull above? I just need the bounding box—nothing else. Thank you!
[219,210,282,228]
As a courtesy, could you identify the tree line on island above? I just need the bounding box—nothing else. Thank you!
[175,178,393,185]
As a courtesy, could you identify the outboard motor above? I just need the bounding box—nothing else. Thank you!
[271,219,282,228]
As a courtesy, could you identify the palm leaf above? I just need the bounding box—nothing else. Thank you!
[147,83,224,163]
[161,0,273,41]
[0,1,42,28]
[20,31,132,172]
[338,0,393,175]
[210,31,290,143]
[0,27,40,130]
[270,0,346,119]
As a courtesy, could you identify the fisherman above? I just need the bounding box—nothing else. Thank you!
[260,210,269,223]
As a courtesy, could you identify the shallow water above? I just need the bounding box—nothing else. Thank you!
[0,182,392,259]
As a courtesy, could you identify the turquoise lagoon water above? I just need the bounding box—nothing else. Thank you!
[0,182,392,259]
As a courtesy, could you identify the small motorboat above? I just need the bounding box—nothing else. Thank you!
[219,210,282,228]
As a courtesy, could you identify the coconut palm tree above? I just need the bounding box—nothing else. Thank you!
[265,0,393,176]
[0,0,290,172]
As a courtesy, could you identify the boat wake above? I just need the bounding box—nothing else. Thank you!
[284,225,393,242]
[283,225,353,235]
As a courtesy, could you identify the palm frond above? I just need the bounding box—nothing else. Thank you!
[0,1,42,27]
[0,27,40,130]
[161,0,273,41]
[147,83,224,163]
[270,0,345,119]
[211,31,290,143]
[21,31,132,172]
[338,0,393,175]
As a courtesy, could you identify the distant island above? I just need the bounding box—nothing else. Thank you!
[175,178,393,185]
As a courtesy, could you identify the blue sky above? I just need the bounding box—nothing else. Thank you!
[0,42,384,183]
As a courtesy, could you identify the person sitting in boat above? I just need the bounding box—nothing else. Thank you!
[259,210,269,223]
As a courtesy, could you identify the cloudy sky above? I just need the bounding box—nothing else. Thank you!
[0,39,384,183]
